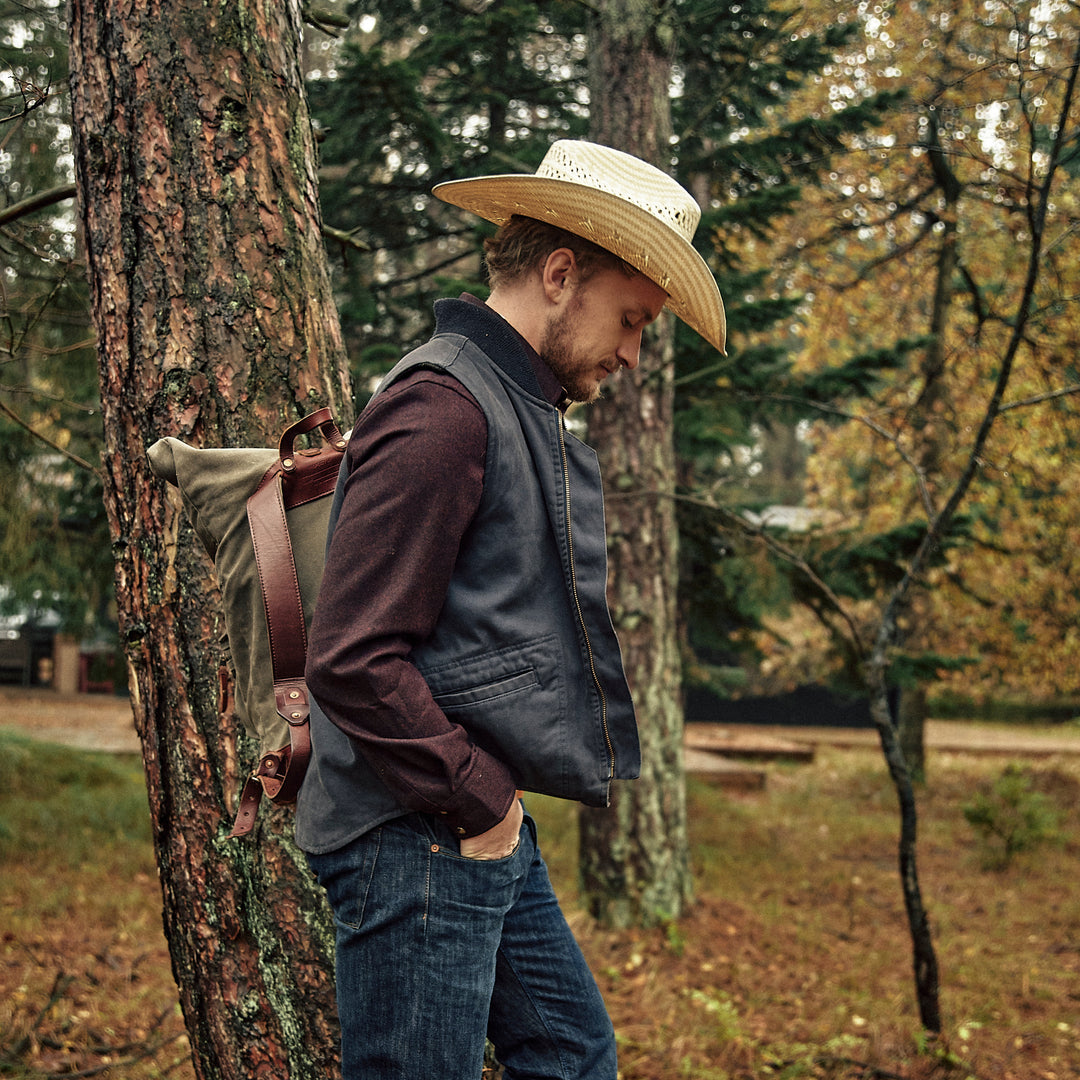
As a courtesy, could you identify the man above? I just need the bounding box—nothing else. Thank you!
[296,140,725,1080]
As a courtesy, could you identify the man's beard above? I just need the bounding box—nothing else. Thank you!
[538,295,602,404]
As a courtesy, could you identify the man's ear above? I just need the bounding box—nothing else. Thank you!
[541,248,577,304]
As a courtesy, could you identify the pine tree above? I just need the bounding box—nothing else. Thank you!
[309,0,590,377]
[68,0,350,1073]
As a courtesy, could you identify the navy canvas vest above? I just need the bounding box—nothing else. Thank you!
[295,300,639,854]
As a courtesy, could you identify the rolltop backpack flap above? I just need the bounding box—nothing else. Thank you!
[147,408,347,836]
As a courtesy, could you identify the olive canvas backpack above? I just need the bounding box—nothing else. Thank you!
[147,408,346,837]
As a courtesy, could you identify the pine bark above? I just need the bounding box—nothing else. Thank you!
[578,0,693,927]
[68,0,350,1075]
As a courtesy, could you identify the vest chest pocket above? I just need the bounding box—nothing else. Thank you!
[432,668,538,709]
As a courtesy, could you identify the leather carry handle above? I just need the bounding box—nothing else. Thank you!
[278,407,346,472]
[228,408,346,838]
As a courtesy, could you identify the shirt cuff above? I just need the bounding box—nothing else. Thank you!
[436,750,520,838]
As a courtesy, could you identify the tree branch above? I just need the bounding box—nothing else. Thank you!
[321,223,370,251]
[629,485,869,659]
[0,395,102,478]
[997,382,1080,414]
[302,5,351,35]
[0,183,77,228]
[0,74,51,129]
[872,32,1080,669]
[757,392,937,519]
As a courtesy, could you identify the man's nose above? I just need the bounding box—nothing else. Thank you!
[617,331,643,370]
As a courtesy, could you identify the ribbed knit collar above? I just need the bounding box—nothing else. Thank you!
[434,295,564,407]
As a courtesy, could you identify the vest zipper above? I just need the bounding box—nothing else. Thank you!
[558,419,616,781]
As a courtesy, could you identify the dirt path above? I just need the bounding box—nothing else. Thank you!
[4,685,1079,758]
[1,686,141,753]
[686,719,1080,757]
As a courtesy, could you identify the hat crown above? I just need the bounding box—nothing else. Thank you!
[536,141,701,245]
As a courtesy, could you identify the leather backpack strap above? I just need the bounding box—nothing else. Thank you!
[228,723,312,837]
[228,409,344,838]
[248,472,308,682]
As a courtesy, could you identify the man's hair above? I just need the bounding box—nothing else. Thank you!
[483,215,637,290]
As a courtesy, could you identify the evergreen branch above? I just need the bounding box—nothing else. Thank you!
[658,487,868,659]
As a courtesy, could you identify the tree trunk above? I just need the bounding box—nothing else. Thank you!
[897,683,928,783]
[578,0,693,928]
[897,106,960,784]
[68,1,350,1076]
[867,665,941,1032]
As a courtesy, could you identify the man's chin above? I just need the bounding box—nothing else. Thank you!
[564,383,604,406]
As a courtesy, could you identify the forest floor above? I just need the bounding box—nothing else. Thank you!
[2,686,1079,1080]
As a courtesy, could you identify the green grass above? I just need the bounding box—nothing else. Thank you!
[0,730,152,859]
[0,732,185,1080]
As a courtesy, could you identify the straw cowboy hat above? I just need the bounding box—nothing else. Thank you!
[433,140,727,354]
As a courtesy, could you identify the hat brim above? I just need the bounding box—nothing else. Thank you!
[433,175,726,354]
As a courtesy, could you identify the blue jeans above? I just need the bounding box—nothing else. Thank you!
[307,810,617,1080]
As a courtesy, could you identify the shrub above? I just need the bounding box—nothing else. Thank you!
[962,763,1061,869]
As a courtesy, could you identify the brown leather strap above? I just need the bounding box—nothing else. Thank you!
[249,475,308,681]
[229,772,269,838]
[271,679,312,805]
[228,409,344,838]
[227,721,313,838]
